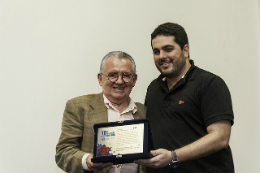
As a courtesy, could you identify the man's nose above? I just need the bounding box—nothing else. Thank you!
[115,75,124,84]
[159,51,167,59]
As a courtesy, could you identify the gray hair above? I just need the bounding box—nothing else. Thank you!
[100,51,136,74]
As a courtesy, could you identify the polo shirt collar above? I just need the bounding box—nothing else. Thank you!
[157,60,197,92]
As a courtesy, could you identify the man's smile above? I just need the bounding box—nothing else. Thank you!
[159,59,173,68]
[113,86,125,90]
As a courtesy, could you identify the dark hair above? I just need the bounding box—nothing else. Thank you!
[151,22,189,50]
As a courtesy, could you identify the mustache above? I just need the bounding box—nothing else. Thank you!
[159,58,173,65]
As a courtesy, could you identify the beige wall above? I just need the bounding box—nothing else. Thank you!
[0,0,259,172]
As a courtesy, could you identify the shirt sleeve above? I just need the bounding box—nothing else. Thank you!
[200,76,234,127]
[82,153,91,171]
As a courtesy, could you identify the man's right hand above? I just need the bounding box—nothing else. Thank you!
[134,148,172,168]
[86,154,112,172]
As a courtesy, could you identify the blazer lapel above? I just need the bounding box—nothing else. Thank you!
[87,93,108,127]
[133,103,145,120]
[133,111,141,119]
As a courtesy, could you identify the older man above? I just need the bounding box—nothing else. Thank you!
[56,51,145,173]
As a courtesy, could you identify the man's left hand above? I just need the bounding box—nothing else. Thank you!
[86,154,111,171]
[134,149,172,168]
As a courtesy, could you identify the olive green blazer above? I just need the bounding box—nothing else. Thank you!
[55,93,146,173]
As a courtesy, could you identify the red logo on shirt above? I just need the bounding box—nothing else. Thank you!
[179,101,184,104]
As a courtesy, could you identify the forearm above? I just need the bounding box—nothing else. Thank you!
[175,120,231,162]
[176,133,225,161]
[55,126,86,172]
[56,145,86,173]
[56,100,86,172]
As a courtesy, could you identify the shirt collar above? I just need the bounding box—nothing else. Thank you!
[103,94,138,114]
[162,74,185,82]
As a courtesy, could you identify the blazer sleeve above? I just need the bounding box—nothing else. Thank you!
[55,99,86,173]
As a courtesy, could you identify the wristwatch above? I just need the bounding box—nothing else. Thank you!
[169,151,180,168]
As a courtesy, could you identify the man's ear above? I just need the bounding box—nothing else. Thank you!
[132,74,137,87]
[183,44,190,58]
[97,73,103,86]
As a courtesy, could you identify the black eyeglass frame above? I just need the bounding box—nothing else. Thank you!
[101,73,135,83]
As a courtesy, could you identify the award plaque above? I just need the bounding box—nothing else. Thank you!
[91,118,155,164]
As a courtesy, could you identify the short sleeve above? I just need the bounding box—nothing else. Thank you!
[200,76,234,127]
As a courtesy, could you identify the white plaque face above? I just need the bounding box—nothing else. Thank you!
[96,123,144,157]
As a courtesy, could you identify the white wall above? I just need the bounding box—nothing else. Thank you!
[0,0,259,172]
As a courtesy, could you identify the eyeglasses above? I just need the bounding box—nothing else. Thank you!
[101,73,134,83]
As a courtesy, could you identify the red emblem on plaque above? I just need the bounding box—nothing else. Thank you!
[97,145,111,156]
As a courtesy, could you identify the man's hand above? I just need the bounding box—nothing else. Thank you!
[86,154,111,172]
[134,149,172,168]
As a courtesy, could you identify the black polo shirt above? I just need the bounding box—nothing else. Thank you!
[145,60,234,173]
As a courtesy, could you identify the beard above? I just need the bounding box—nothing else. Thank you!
[157,54,186,78]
